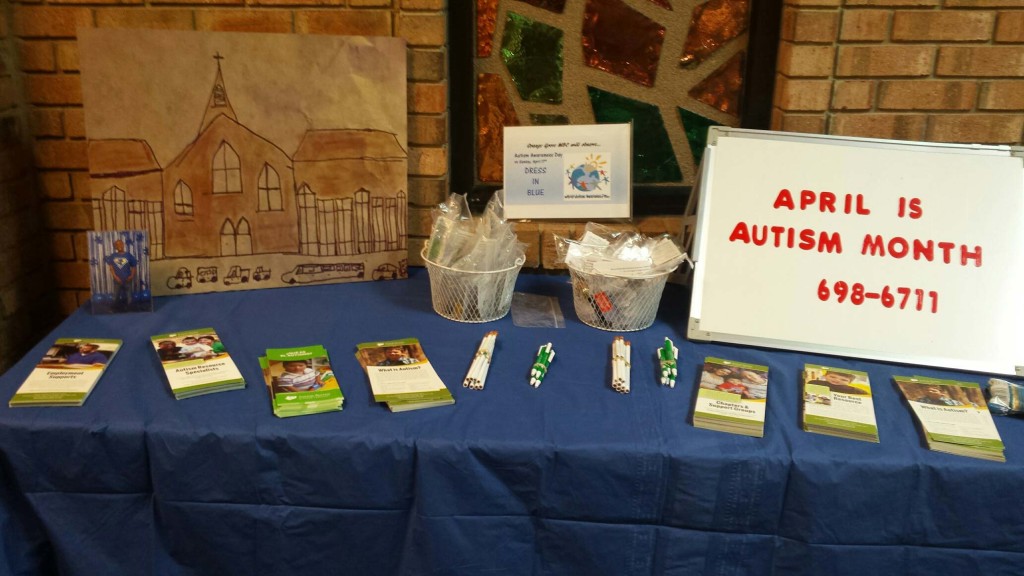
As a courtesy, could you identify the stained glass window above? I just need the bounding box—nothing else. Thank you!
[501,13,563,103]
[454,0,777,213]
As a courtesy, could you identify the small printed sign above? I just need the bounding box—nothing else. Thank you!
[503,123,631,219]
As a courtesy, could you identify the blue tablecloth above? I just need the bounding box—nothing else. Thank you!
[0,268,1022,576]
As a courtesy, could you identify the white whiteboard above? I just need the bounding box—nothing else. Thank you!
[688,128,1024,375]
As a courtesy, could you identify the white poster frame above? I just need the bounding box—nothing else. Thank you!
[688,127,1024,376]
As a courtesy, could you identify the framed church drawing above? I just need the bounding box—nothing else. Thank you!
[79,29,409,295]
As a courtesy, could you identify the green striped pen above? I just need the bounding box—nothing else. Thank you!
[659,338,678,387]
[530,343,554,387]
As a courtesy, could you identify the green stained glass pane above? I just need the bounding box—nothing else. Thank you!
[531,114,570,125]
[678,108,721,169]
[588,87,681,183]
[501,13,563,104]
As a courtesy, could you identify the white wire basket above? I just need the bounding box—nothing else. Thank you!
[422,249,525,323]
[567,265,672,331]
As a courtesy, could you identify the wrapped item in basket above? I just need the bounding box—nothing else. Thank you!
[422,192,526,322]
[555,224,690,331]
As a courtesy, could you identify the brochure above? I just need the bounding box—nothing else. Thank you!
[262,344,344,418]
[151,328,245,399]
[355,337,454,412]
[802,364,879,443]
[9,338,122,407]
[894,376,1005,462]
[693,357,769,437]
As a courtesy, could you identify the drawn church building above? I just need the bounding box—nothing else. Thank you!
[89,56,408,261]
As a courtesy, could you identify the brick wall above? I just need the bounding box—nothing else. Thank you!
[5,0,1024,334]
[0,1,59,372]
[774,0,1024,144]
[7,0,447,316]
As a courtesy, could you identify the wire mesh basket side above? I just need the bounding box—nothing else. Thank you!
[568,267,670,331]
[423,257,524,323]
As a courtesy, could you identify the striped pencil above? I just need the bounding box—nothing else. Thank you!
[611,337,631,394]
[464,331,497,390]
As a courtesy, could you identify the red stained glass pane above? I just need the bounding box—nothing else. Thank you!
[688,51,745,116]
[582,0,666,87]
[476,73,520,183]
[477,0,498,58]
[679,0,750,67]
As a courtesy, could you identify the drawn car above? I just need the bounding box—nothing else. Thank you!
[281,262,365,284]
[166,267,193,289]
[224,266,250,285]
[372,263,399,281]
[253,266,271,281]
[197,266,218,283]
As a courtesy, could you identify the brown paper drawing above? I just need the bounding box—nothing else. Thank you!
[79,29,408,295]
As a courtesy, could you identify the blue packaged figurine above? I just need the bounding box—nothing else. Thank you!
[986,378,1024,416]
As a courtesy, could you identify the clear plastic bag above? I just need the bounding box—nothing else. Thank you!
[425,192,524,271]
[511,292,566,328]
[987,378,1024,416]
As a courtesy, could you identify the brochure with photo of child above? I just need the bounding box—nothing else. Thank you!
[894,375,1004,462]
[693,357,769,437]
[261,344,344,418]
[355,337,453,412]
[9,338,122,407]
[151,328,245,399]
[802,364,879,443]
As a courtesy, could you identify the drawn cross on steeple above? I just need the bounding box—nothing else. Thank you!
[199,50,237,134]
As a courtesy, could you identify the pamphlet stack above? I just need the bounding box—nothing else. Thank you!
[894,376,1005,462]
[693,357,769,437]
[802,364,879,443]
[151,328,245,399]
[9,338,122,407]
[261,345,344,418]
[356,338,454,412]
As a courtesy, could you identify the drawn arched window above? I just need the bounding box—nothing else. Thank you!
[257,164,282,211]
[212,142,241,194]
[220,218,253,256]
[236,217,252,255]
[220,219,236,256]
[173,180,193,216]
[101,186,127,229]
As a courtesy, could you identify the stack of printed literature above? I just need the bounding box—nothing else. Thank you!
[802,364,879,443]
[9,338,122,407]
[261,345,344,418]
[151,328,245,399]
[356,338,454,412]
[894,375,1005,462]
[693,357,769,437]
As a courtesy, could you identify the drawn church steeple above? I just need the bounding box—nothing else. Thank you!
[199,53,238,133]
